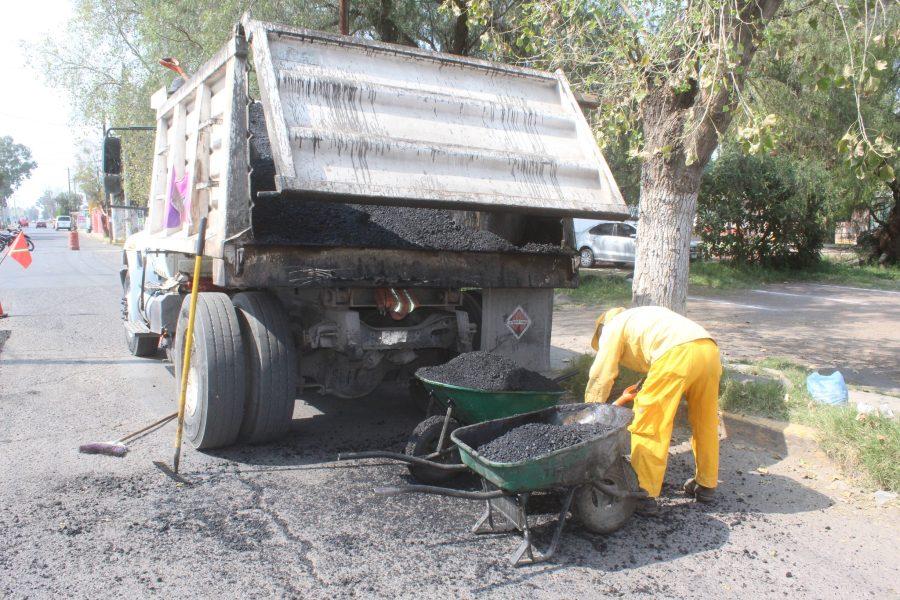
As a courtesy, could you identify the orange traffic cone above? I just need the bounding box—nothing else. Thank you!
[0,300,7,318]
[69,230,80,251]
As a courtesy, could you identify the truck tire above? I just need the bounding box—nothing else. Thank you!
[122,264,158,358]
[175,293,246,449]
[232,292,297,444]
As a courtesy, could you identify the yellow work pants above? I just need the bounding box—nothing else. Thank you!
[628,339,721,497]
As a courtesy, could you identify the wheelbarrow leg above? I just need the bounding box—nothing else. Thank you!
[473,500,518,534]
[435,405,453,453]
[511,488,576,567]
[473,481,517,534]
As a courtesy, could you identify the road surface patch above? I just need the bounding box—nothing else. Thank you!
[688,297,776,311]
[750,289,865,305]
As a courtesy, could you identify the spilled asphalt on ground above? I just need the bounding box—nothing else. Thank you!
[0,231,898,598]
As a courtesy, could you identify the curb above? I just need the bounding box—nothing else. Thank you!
[724,362,794,390]
[672,398,818,457]
[717,364,818,455]
[719,411,818,456]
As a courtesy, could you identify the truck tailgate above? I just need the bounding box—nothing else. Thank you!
[245,19,627,219]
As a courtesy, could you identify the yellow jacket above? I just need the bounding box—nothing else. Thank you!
[585,306,714,403]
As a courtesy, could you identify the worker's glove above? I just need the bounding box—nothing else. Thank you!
[612,384,640,407]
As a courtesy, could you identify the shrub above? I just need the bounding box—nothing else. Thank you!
[698,150,827,268]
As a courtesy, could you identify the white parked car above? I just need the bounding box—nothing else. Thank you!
[55,216,73,231]
[575,220,637,267]
[575,220,703,268]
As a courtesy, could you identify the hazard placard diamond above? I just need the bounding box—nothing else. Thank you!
[506,305,531,339]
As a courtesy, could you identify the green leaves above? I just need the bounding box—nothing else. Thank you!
[736,114,781,156]
[0,136,38,204]
[698,148,828,268]
[838,130,897,183]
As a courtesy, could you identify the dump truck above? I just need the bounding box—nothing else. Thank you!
[111,17,627,450]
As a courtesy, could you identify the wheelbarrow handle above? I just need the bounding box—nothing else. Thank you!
[375,484,507,500]
[338,450,469,471]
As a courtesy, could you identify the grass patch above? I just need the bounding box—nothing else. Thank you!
[719,374,790,420]
[563,258,900,306]
[728,358,900,492]
[565,273,633,306]
[689,258,900,291]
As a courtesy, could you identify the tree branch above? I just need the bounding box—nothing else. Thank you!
[692,0,785,164]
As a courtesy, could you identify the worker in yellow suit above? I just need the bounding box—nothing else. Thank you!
[585,306,722,508]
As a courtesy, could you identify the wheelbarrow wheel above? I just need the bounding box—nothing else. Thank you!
[575,458,639,534]
[404,415,461,484]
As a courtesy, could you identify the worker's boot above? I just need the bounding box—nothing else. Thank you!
[683,478,716,503]
[634,496,660,517]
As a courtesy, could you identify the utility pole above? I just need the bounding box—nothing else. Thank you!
[339,0,349,35]
[67,168,72,195]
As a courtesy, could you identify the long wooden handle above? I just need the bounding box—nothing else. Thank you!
[118,411,177,443]
[172,217,208,474]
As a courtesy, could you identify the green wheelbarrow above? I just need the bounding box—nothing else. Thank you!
[342,372,573,484]
[404,376,568,482]
[353,403,647,567]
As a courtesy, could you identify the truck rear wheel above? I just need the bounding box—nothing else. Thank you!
[232,292,297,444]
[175,293,246,449]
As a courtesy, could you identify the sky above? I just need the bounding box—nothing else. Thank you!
[1,0,84,214]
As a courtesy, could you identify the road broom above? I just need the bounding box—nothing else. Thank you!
[79,412,177,457]
[78,217,207,462]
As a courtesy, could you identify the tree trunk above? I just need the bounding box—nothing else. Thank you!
[874,179,900,264]
[449,0,469,55]
[631,91,704,314]
[632,158,703,314]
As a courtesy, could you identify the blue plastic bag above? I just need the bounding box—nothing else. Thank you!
[806,371,849,406]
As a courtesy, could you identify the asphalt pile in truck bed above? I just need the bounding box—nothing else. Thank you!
[252,195,570,254]
[248,103,568,255]
[415,351,561,392]
[476,422,615,463]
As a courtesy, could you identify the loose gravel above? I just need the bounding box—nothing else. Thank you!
[415,351,561,392]
[476,422,615,463]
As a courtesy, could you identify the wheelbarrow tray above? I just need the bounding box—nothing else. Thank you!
[451,403,633,493]
[417,377,565,425]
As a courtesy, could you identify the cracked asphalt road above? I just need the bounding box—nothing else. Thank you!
[1,231,897,598]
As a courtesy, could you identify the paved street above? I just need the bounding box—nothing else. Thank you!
[1,231,898,598]
[555,278,900,392]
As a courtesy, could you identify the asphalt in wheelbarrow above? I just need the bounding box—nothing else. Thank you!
[476,422,617,463]
[415,351,561,393]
